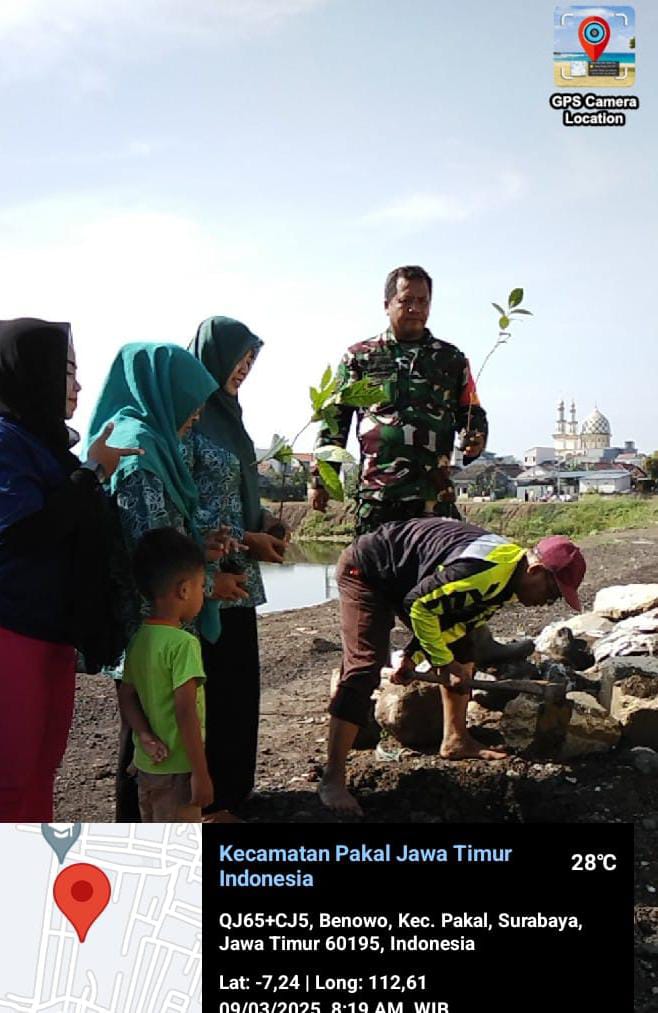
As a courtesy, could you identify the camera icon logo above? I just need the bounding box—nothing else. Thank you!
[554,6,635,87]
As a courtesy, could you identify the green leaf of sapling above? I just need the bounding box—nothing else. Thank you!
[339,379,386,407]
[508,288,523,308]
[317,460,344,501]
[309,386,323,412]
[314,446,354,464]
[320,404,341,436]
[255,434,290,464]
[273,443,294,465]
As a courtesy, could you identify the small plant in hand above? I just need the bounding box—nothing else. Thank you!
[257,366,385,527]
[461,287,533,446]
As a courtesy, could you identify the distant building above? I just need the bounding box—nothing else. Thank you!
[553,400,614,460]
[454,459,522,500]
[515,465,557,501]
[578,470,631,495]
[516,467,631,500]
[553,399,581,457]
[524,446,555,467]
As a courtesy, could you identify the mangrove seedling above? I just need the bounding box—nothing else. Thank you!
[462,287,533,440]
[257,365,385,526]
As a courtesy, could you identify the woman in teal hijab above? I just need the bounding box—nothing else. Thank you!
[190,317,263,531]
[188,317,288,821]
[88,343,216,534]
[88,342,230,821]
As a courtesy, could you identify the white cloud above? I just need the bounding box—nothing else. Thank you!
[0,197,251,428]
[0,0,327,80]
[126,140,153,158]
[362,171,528,230]
[0,193,358,449]
[363,192,472,225]
[0,0,325,37]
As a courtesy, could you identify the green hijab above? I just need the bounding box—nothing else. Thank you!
[189,317,264,531]
[87,342,221,641]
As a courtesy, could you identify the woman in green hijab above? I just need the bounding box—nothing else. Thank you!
[188,317,287,821]
[88,342,247,820]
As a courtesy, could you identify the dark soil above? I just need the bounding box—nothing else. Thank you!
[55,525,658,1011]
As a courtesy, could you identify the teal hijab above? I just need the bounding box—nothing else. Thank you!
[87,342,221,641]
[189,317,264,531]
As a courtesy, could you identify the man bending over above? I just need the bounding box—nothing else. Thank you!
[319,518,585,816]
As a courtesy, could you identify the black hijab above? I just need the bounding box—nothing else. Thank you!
[0,318,78,472]
[0,318,126,671]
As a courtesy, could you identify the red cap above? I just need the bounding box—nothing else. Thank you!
[535,535,586,612]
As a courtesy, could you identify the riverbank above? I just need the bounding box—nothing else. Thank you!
[281,495,658,545]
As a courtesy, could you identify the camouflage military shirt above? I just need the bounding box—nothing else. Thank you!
[313,328,487,512]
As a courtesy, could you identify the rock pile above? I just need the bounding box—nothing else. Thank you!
[514,582,658,759]
[366,584,658,764]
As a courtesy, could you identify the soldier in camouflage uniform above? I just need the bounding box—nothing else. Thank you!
[311,268,535,816]
[309,265,488,535]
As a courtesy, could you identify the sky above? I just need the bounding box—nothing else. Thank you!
[0,0,656,458]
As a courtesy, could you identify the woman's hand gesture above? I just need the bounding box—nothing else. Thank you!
[86,422,143,480]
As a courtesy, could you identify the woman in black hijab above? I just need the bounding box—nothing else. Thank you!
[0,318,140,820]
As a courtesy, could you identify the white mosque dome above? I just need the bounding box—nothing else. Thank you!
[581,407,611,437]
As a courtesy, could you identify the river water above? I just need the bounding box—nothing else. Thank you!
[257,541,344,614]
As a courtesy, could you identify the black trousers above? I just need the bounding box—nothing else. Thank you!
[202,606,261,814]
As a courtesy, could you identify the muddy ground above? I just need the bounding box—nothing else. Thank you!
[56,526,658,1010]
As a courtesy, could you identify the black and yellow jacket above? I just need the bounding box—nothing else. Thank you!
[353,517,526,667]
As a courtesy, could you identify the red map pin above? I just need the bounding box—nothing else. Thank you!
[53,863,111,942]
[578,16,611,62]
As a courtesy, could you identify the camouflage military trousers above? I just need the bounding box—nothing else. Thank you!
[354,497,461,536]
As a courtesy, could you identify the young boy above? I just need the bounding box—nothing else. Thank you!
[118,527,213,822]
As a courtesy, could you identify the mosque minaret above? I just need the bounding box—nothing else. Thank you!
[553,400,612,460]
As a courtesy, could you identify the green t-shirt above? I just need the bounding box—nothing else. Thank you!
[123,622,206,774]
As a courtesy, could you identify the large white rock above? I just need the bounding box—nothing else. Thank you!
[610,676,658,749]
[533,626,594,669]
[593,608,658,663]
[559,692,621,760]
[593,585,658,621]
[374,681,443,748]
[535,614,613,655]
[564,612,615,640]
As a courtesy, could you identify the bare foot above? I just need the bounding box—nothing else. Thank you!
[318,776,363,817]
[440,732,508,761]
